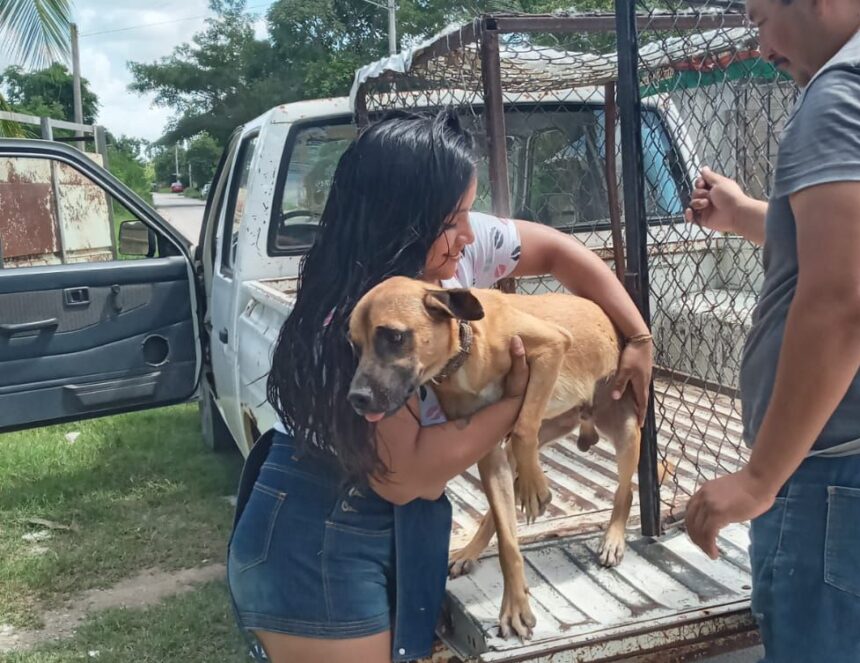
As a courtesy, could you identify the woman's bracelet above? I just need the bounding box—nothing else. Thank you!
[626,332,653,345]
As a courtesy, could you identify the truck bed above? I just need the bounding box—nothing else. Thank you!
[441,380,755,661]
[246,278,757,660]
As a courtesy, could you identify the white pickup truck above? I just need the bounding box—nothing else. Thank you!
[0,91,758,661]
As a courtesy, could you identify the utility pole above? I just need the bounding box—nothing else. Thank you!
[174,144,180,181]
[387,0,397,56]
[361,0,397,56]
[71,23,84,149]
[188,160,193,189]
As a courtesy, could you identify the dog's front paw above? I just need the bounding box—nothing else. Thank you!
[598,528,627,567]
[514,464,552,523]
[499,587,536,640]
[448,548,478,578]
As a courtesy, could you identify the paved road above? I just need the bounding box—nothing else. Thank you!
[153,192,205,245]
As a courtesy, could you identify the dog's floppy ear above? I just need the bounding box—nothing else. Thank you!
[424,289,485,321]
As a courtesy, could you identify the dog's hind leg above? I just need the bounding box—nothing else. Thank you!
[477,444,535,640]
[595,392,641,567]
[449,509,496,578]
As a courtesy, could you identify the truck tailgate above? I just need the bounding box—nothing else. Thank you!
[439,523,754,661]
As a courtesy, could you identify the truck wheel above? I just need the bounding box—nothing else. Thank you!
[199,384,236,453]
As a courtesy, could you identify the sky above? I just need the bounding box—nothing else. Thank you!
[15,1,277,142]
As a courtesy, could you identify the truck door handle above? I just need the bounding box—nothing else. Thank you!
[64,287,90,306]
[219,329,228,343]
[0,318,59,335]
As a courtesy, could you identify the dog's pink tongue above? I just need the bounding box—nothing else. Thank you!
[364,412,385,423]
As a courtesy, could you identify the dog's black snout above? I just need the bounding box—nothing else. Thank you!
[348,387,374,414]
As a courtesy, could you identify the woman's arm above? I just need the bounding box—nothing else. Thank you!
[370,337,529,505]
[511,220,653,423]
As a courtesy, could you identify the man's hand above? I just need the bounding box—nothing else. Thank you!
[685,467,778,559]
[684,167,749,233]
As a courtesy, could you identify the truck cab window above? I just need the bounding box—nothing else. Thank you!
[270,122,356,255]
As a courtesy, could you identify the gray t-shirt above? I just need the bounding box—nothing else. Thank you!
[740,33,860,456]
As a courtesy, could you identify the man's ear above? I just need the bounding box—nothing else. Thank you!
[424,289,485,321]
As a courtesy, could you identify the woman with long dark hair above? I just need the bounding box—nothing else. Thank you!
[227,110,653,663]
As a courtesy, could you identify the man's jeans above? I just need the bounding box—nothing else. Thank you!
[750,454,860,662]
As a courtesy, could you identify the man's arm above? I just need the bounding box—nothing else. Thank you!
[686,180,860,557]
[746,181,860,491]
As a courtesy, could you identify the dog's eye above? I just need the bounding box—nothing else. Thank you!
[378,327,405,345]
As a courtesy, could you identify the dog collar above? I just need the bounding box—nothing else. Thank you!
[432,320,473,383]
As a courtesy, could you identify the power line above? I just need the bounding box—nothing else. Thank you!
[79,2,272,39]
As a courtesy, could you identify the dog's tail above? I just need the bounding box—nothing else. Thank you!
[576,412,600,452]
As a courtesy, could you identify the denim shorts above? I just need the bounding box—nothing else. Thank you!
[227,431,396,640]
[750,454,860,663]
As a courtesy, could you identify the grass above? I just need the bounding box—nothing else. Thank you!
[0,580,249,663]
[182,188,204,200]
[0,405,243,630]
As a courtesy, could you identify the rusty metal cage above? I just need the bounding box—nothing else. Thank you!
[353,3,795,537]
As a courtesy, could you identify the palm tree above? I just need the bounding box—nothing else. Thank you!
[0,0,73,135]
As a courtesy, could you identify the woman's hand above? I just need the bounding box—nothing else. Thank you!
[503,335,530,399]
[612,341,653,426]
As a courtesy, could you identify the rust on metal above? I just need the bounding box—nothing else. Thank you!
[411,20,479,71]
[492,12,748,34]
[0,158,58,263]
[0,156,114,267]
[603,82,626,282]
[480,25,516,295]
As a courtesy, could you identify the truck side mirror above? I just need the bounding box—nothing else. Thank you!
[119,220,156,258]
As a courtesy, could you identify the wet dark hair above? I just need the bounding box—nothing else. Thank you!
[267,109,477,483]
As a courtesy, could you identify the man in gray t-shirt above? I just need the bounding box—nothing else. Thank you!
[685,0,860,659]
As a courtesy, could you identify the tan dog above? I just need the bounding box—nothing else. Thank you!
[347,276,641,639]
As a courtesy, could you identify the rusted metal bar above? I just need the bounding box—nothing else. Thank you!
[49,160,69,265]
[411,19,479,70]
[604,82,626,283]
[480,23,515,295]
[354,82,370,128]
[616,0,661,538]
[493,12,747,33]
[480,28,511,218]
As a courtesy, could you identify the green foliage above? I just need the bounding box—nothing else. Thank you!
[0,0,73,70]
[148,132,222,188]
[129,0,291,146]
[107,138,153,204]
[130,0,614,145]
[1,63,100,123]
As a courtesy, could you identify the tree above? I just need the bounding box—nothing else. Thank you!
[0,0,74,135]
[1,63,99,123]
[148,133,222,188]
[266,0,617,100]
[108,136,153,204]
[186,132,221,189]
[149,144,182,187]
[129,0,293,146]
[130,0,621,146]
